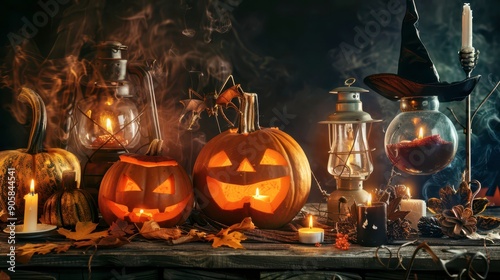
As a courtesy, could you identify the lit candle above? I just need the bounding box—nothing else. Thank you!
[461,3,473,50]
[105,118,113,134]
[250,187,272,213]
[252,188,270,203]
[400,188,426,230]
[357,194,387,247]
[23,179,38,232]
[298,215,325,244]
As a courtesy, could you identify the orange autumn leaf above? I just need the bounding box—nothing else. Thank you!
[208,231,248,249]
[139,220,182,240]
[57,222,108,241]
[17,242,71,264]
[207,217,255,249]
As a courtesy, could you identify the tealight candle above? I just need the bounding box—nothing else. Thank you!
[298,215,324,244]
[23,179,38,232]
[400,188,426,230]
[357,194,387,247]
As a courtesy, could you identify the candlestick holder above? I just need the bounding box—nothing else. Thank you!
[459,48,479,79]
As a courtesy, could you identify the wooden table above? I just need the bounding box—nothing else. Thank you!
[2,207,500,279]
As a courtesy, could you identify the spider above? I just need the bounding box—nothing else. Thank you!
[179,75,249,130]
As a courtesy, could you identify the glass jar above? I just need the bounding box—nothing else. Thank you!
[384,96,458,175]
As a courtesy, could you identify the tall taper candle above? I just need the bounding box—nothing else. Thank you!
[461,3,473,49]
[23,179,38,232]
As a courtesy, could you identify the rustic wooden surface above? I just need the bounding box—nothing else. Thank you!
[1,206,500,279]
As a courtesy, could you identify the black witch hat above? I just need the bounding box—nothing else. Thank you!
[363,0,480,102]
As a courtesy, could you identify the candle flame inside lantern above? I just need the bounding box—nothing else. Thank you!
[308,215,313,229]
[367,193,372,207]
[106,118,113,134]
[29,179,35,194]
[417,127,424,139]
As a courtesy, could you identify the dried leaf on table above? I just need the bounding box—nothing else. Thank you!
[170,229,207,245]
[57,221,109,241]
[74,236,130,249]
[139,220,182,240]
[206,217,255,249]
[109,219,135,237]
[207,231,248,249]
[219,217,255,235]
[17,242,71,264]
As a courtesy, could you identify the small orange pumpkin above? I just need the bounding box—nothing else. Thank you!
[0,88,81,219]
[193,92,311,229]
[98,139,194,227]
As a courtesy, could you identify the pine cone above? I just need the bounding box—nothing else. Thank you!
[387,218,412,241]
[438,205,477,238]
[418,216,444,238]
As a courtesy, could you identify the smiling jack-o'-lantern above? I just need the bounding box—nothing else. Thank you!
[98,139,194,227]
[193,92,311,229]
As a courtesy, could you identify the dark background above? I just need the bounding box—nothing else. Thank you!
[1,0,499,201]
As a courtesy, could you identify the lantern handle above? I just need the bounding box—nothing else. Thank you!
[127,62,162,141]
[344,77,356,87]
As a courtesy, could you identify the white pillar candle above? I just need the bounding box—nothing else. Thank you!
[400,198,426,230]
[298,216,324,244]
[23,179,38,232]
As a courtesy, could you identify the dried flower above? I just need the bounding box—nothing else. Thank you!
[439,205,477,238]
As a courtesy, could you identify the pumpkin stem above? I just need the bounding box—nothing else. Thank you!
[18,88,47,154]
[62,170,78,191]
[238,92,260,134]
[145,139,164,156]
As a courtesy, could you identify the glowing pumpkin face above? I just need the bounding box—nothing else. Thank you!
[193,127,311,229]
[98,153,194,227]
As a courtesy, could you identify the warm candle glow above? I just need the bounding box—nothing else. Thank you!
[255,188,260,197]
[23,179,38,232]
[308,215,313,229]
[367,193,372,207]
[406,188,411,199]
[29,179,35,193]
[417,127,424,139]
[139,209,144,215]
[106,118,113,133]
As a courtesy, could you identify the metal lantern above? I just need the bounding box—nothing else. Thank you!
[69,41,161,198]
[320,78,381,223]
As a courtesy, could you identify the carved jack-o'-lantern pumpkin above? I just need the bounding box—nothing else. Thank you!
[193,92,311,229]
[98,140,194,227]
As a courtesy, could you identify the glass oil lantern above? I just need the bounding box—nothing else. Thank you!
[385,96,458,175]
[320,78,381,223]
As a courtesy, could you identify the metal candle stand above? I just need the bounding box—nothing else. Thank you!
[458,47,479,184]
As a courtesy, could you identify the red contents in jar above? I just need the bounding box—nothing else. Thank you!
[386,134,454,174]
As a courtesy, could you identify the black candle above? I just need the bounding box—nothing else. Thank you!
[357,201,387,247]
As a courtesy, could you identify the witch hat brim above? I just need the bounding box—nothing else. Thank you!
[364,0,480,102]
[364,73,480,102]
